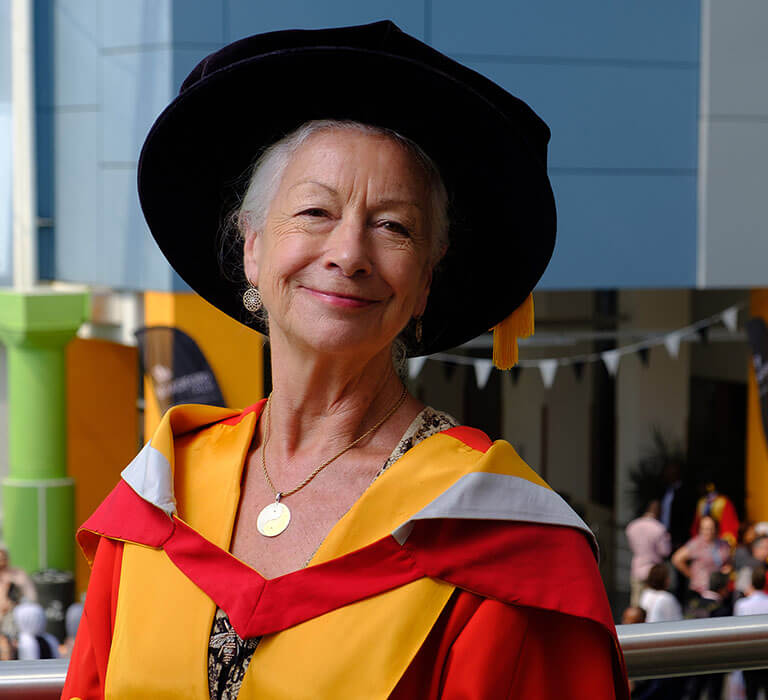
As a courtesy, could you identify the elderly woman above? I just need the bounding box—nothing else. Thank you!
[64,22,627,700]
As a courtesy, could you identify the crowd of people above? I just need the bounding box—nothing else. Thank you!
[624,470,768,700]
[0,545,81,661]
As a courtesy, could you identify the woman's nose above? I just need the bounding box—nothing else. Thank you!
[324,215,372,277]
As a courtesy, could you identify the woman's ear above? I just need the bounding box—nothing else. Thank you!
[243,230,261,286]
[413,266,434,318]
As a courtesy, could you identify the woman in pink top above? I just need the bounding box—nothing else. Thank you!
[672,515,732,596]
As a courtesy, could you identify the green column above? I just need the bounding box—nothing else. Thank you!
[0,289,89,573]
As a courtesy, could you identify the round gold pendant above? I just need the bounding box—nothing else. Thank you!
[257,501,291,537]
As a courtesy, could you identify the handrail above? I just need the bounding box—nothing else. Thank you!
[617,613,768,680]
[1,615,768,694]
[0,658,68,698]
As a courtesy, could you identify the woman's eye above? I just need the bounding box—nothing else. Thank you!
[299,208,328,218]
[379,220,410,236]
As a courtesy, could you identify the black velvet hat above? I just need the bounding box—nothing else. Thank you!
[138,20,556,366]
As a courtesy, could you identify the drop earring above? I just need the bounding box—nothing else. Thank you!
[415,317,423,343]
[243,286,263,313]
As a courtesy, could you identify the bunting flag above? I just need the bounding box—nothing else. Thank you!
[601,350,621,377]
[664,331,683,359]
[722,306,739,333]
[405,302,745,388]
[539,359,558,388]
[473,360,494,389]
[408,356,427,379]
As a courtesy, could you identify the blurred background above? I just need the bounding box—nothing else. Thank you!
[0,0,767,668]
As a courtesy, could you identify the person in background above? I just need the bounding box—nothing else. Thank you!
[685,570,732,620]
[691,480,739,548]
[635,565,685,699]
[671,515,732,599]
[0,633,16,661]
[659,459,696,552]
[60,602,84,658]
[639,564,682,623]
[619,607,645,698]
[684,571,732,700]
[14,602,60,661]
[626,500,671,606]
[734,567,768,700]
[0,545,36,604]
[621,606,646,625]
[734,535,768,600]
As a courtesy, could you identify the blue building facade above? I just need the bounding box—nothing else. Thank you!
[39,0,705,292]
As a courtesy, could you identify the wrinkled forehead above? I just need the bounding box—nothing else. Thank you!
[279,128,431,204]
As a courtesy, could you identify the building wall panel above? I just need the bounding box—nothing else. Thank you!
[432,0,700,63]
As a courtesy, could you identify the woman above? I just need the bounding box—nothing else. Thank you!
[14,602,60,661]
[63,22,628,699]
[672,514,732,597]
[639,564,682,624]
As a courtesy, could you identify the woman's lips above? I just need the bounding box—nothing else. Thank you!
[302,287,378,308]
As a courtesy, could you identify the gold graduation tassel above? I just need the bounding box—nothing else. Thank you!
[492,294,535,370]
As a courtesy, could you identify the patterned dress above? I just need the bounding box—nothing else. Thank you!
[207,406,458,699]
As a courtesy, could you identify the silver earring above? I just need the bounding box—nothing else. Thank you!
[243,286,263,313]
[415,317,423,343]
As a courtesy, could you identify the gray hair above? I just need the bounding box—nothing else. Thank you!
[235,119,449,265]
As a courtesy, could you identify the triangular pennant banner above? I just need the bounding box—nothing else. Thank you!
[601,349,621,376]
[638,347,650,367]
[697,326,709,345]
[722,306,739,333]
[408,356,427,379]
[473,359,493,389]
[539,359,558,388]
[664,332,683,359]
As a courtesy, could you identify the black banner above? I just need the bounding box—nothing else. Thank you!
[135,326,226,413]
[746,318,768,443]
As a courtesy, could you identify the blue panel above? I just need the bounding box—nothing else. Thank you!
[102,0,172,49]
[0,0,9,100]
[54,111,101,283]
[53,0,101,107]
[539,173,697,289]
[172,0,225,44]
[101,168,175,290]
[461,61,699,170]
[172,47,218,93]
[101,50,172,163]
[0,105,11,286]
[432,0,700,63]
[225,0,425,42]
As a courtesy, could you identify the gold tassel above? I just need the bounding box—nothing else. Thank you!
[492,294,535,370]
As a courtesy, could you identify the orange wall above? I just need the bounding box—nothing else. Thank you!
[67,338,139,594]
[143,292,264,435]
[747,289,768,522]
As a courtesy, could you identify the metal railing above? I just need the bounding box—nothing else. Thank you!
[1,615,768,695]
[618,613,768,680]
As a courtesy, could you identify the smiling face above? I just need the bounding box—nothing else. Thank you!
[243,128,435,360]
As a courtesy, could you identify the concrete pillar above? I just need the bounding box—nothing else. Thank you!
[0,289,89,573]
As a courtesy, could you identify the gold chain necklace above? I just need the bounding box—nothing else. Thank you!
[256,385,408,537]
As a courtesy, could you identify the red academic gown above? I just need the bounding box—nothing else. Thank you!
[63,403,629,699]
